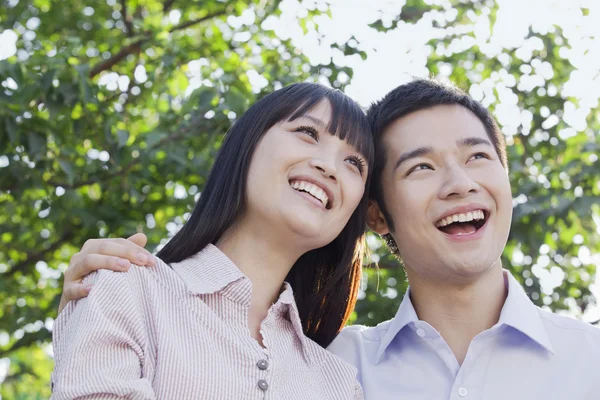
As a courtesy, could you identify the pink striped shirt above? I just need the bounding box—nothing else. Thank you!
[51,244,363,399]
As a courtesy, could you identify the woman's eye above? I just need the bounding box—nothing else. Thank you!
[295,125,319,141]
[346,156,366,175]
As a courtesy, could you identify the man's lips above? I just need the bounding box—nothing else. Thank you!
[434,203,490,227]
[438,215,490,243]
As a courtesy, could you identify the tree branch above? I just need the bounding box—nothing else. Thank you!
[0,328,51,359]
[89,39,144,78]
[169,10,228,32]
[89,8,227,78]
[120,0,134,37]
[9,230,75,277]
[163,0,176,12]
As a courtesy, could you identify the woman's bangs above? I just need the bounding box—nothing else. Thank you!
[325,91,373,163]
[286,90,374,164]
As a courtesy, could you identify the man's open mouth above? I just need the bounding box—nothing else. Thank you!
[435,210,488,235]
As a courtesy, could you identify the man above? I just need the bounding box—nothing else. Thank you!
[327,79,600,399]
[60,79,600,399]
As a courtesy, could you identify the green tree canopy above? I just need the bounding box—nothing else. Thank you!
[1,0,598,398]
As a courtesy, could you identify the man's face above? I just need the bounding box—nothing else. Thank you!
[369,104,512,284]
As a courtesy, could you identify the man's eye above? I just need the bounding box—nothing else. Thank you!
[408,164,433,174]
[470,152,488,161]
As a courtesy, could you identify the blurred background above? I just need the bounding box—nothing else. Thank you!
[1,0,599,397]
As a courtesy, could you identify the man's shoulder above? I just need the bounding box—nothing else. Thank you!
[537,307,600,348]
[328,319,395,354]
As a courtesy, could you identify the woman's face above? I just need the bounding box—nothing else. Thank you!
[243,100,369,252]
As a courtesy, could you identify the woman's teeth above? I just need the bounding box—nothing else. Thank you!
[290,180,329,208]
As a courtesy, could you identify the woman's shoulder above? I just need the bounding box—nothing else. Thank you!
[80,258,186,298]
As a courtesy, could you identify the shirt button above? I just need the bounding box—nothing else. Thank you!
[458,387,468,397]
[258,379,269,391]
[416,328,426,337]
[256,359,269,370]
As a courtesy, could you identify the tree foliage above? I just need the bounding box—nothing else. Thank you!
[0,0,598,397]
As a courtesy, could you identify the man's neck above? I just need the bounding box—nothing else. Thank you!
[407,263,507,365]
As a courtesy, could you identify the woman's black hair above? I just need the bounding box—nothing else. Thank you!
[157,82,374,347]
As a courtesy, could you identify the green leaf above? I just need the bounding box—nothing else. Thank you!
[27,132,47,158]
[117,130,129,148]
[57,159,75,185]
[4,117,18,143]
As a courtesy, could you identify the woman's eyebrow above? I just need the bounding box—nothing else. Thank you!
[297,114,327,129]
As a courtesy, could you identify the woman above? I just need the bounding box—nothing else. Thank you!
[51,82,373,399]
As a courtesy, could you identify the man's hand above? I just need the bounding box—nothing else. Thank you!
[58,233,156,313]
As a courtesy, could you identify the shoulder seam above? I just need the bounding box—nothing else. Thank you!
[539,312,600,336]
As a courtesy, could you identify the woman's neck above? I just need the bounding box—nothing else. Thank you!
[215,220,304,331]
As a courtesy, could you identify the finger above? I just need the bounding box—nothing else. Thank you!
[64,283,93,302]
[111,237,155,266]
[127,232,148,248]
[69,254,130,281]
[85,240,152,266]
[69,251,82,268]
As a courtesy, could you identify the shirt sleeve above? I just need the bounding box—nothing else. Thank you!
[51,268,155,400]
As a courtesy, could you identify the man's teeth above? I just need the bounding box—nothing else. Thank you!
[290,180,329,208]
[436,210,485,227]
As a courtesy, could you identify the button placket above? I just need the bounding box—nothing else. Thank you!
[255,355,271,394]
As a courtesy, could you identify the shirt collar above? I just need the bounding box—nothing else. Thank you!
[277,282,313,364]
[169,244,246,296]
[168,245,313,363]
[498,270,555,354]
[374,269,554,364]
[374,287,419,364]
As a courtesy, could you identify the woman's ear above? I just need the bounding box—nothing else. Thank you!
[367,200,390,235]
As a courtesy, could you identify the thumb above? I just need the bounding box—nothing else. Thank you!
[127,232,148,248]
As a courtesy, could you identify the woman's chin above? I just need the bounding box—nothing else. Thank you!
[283,217,337,248]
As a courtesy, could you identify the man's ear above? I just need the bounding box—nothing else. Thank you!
[367,200,390,235]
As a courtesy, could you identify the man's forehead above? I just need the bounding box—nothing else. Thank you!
[381,105,489,151]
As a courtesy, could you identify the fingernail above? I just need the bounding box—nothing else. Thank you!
[117,259,130,268]
[137,252,148,264]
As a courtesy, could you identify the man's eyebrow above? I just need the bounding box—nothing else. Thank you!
[393,137,493,172]
[394,146,433,171]
[458,137,493,147]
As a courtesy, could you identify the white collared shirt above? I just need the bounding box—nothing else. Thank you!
[328,270,600,399]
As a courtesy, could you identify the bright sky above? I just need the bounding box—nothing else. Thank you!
[0,3,598,385]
